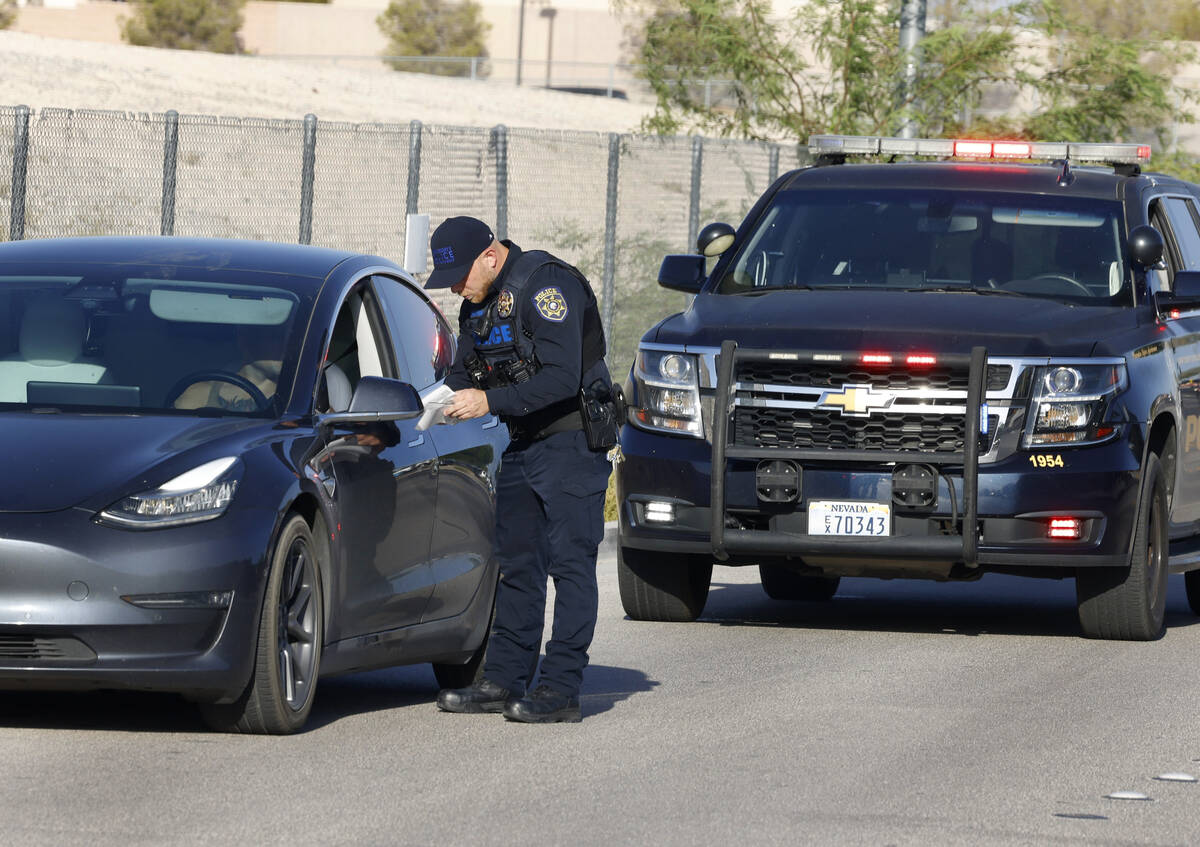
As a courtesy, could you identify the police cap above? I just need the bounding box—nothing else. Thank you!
[425,216,495,289]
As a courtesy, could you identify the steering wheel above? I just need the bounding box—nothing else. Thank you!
[166,370,270,410]
[1030,273,1094,296]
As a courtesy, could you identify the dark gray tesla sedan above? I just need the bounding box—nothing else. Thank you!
[0,236,505,733]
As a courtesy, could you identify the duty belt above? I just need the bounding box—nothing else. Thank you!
[507,409,583,443]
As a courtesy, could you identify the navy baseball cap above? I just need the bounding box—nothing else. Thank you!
[425,216,495,289]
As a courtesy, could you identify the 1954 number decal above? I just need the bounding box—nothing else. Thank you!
[1028,454,1065,469]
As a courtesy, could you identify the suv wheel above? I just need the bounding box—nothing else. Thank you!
[759,564,840,602]
[618,546,711,622]
[1076,452,1168,641]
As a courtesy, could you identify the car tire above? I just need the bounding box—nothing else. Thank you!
[1076,452,1168,641]
[759,564,840,602]
[200,514,325,733]
[617,545,711,622]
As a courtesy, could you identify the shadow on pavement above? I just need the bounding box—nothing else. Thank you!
[0,689,206,733]
[579,664,659,717]
[693,572,1200,639]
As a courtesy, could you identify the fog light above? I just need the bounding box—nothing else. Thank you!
[122,591,234,609]
[645,502,675,523]
[1047,517,1083,540]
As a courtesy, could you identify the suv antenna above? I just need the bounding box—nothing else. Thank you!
[1053,158,1074,187]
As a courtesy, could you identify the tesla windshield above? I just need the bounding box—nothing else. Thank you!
[0,269,308,415]
[716,189,1129,303]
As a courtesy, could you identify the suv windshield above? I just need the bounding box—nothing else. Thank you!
[0,266,310,416]
[716,188,1129,304]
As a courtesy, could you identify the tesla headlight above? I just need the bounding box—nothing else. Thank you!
[1026,362,1127,447]
[630,348,703,437]
[99,457,242,529]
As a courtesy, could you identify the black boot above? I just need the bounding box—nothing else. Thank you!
[436,678,513,713]
[503,684,582,723]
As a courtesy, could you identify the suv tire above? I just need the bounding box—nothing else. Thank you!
[1076,452,1168,641]
[759,564,840,602]
[618,546,711,622]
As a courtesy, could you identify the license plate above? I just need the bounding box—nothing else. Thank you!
[807,500,891,537]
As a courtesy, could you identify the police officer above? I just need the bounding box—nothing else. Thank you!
[424,216,617,723]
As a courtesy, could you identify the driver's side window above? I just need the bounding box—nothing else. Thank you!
[1149,201,1180,295]
[318,284,394,413]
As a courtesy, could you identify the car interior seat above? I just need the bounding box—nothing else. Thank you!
[0,296,108,402]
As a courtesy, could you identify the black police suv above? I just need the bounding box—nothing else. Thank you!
[616,134,1200,641]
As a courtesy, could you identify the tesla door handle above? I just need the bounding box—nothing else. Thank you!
[407,434,425,448]
[482,416,500,430]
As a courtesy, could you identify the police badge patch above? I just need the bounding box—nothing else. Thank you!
[533,286,568,322]
[497,288,514,318]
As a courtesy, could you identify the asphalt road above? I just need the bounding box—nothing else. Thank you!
[3,531,1200,846]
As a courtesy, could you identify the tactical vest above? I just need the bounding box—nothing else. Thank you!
[460,249,606,389]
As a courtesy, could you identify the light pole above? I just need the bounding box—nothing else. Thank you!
[516,0,526,85]
[540,7,557,89]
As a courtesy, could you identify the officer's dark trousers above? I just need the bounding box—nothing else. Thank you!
[484,429,611,698]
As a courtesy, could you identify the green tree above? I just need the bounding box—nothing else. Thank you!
[377,0,491,78]
[0,0,17,30]
[1054,0,1200,40]
[120,0,246,53]
[628,0,1195,146]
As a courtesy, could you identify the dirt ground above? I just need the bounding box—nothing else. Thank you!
[0,30,654,132]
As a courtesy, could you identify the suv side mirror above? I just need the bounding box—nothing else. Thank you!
[1128,225,1164,268]
[658,254,706,293]
[1162,270,1200,317]
[321,376,423,425]
[697,222,736,257]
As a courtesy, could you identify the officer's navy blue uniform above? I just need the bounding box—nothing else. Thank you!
[446,242,612,699]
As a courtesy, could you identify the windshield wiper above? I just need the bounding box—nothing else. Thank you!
[728,285,814,296]
[903,286,1029,297]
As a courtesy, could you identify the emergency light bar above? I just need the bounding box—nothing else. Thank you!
[809,134,1151,165]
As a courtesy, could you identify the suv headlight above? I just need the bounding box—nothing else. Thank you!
[99,457,242,529]
[1026,362,1127,447]
[630,348,703,437]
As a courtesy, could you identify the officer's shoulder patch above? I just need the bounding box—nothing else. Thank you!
[497,288,514,318]
[533,286,568,322]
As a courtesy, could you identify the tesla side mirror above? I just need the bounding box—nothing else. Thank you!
[697,222,736,257]
[321,376,423,425]
[1128,225,1164,268]
[658,254,706,293]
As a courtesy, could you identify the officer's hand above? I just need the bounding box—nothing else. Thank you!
[446,388,490,421]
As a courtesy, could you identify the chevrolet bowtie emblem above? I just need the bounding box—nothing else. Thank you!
[818,385,893,416]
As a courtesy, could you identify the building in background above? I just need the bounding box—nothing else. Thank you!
[11,0,633,91]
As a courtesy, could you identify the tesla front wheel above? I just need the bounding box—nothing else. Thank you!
[201,515,325,733]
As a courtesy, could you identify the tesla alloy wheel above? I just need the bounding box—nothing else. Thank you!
[201,515,325,733]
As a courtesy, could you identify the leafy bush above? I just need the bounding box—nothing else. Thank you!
[377,0,491,78]
[120,0,247,54]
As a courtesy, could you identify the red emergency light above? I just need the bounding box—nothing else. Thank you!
[1047,517,1083,540]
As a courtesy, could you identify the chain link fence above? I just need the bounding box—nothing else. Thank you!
[1,105,808,381]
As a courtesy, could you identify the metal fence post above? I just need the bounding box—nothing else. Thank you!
[492,124,508,239]
[406,120,422,217]
[299,113,317,245]
[768,143,780,184]
[601,133,621,364]
[687,135,703,252]
[10,105,30,242]
[161,110,179,236]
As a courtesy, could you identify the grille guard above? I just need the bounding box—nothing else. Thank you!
[709,341,987,566]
